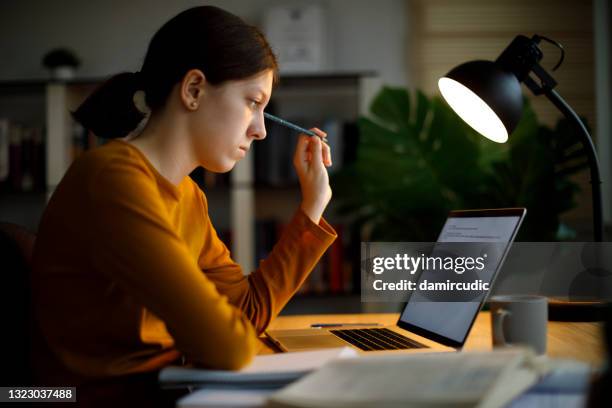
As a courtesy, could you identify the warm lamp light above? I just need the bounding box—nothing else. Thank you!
[438,35,604,242]
[437,76,509,143]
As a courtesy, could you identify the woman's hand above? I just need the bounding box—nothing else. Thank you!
[293,129,332,224]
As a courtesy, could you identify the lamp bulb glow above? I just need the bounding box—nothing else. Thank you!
[438,77,508,143]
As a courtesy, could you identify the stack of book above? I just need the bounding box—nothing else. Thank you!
[0,118,45,193]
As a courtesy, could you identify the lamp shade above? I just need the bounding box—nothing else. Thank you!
[438,60,523,143]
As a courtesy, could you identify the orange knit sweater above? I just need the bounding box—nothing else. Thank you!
[31,139,336,386]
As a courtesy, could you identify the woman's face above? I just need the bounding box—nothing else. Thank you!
[189,69,273,173]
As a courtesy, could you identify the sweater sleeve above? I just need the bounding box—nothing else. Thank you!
[197,191,337,334]
[88,157,257,370]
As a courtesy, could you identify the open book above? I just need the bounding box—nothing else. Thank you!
[267,348,549,408]
[159,347,358,389]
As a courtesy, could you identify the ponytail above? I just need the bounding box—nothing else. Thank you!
[72,72,147,139]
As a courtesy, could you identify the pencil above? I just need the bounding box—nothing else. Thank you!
[263,112,328,144]
[310,323,381,328]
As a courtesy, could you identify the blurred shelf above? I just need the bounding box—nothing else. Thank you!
[253,183,300,190]
[280,294,362,315]
[197,185,231,193]
[0,191,48,231]
[0,71,377,87]
[0,80,50,88]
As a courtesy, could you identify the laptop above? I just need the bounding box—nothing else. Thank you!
[267,208,526,354]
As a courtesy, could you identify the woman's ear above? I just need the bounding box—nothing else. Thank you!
[181,69,206,111]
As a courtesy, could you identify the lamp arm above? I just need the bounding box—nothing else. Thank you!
[543,88,604,242]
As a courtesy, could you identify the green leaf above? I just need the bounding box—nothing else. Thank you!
[370,86,411,130]
[333,87,589,241]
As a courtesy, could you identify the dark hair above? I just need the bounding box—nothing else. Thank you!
[73,6,279,139]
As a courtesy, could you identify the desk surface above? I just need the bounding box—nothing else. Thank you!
[264,312,605,365]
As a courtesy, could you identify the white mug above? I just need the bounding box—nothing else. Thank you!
[489,295,548,355]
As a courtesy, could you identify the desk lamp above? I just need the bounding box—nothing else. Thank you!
[438,34,604,242]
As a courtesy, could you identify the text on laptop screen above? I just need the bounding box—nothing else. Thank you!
[399,215,521,344]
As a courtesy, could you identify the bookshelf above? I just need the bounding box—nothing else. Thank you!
[0,81,48,231]
[1,72,381,296]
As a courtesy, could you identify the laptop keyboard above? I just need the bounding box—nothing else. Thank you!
[329,328,428,351]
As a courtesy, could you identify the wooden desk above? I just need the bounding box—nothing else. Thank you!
[263,312,605,366]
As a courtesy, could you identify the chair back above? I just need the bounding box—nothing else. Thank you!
[0,222,36,386]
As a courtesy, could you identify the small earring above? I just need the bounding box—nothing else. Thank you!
[191,102,197,109]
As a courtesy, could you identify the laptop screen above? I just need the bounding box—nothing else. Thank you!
[397,209,525,348]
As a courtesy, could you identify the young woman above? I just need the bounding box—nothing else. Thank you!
[31,5,336,404]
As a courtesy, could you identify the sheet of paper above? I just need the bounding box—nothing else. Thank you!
[160,347,358,385]
[178,389,271,408]
[241,347,358,374]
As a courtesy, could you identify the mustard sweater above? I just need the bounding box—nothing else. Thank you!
[31,139,336,385]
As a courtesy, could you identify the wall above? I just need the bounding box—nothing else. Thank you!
[0,0,408,86]
[594,0,612,223]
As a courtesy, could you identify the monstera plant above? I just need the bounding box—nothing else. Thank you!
[332,86,589,241]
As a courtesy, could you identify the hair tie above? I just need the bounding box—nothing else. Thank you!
[129,88,152,139]
[132,89,151,116]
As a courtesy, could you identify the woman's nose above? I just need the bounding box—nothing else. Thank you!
[249,116,267,140]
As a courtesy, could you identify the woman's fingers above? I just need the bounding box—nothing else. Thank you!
[309,128,331,167]
[293,128,329,172]
[310,135,325,171]
[322,139,332,167]
[311,128,327,145]
[294,134,309,165]
[308,128,329,167]
[293,128,332,223]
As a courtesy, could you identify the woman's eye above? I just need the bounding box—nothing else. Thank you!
[249,99,261,109]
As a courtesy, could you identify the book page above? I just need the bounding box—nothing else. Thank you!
[269,350,538,408]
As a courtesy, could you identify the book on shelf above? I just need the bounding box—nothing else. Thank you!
[255,219,351,294]
[327,224,344,293]
[8,123,22,191]
[20,126,35,191]
[0,119,9,182]
[255,116,356,187]
[304,224,351,295]
[255,119,297,186]
[0,117,45,193]
[29,127,45,193]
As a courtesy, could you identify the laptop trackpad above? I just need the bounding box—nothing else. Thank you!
[272,330,348,351]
